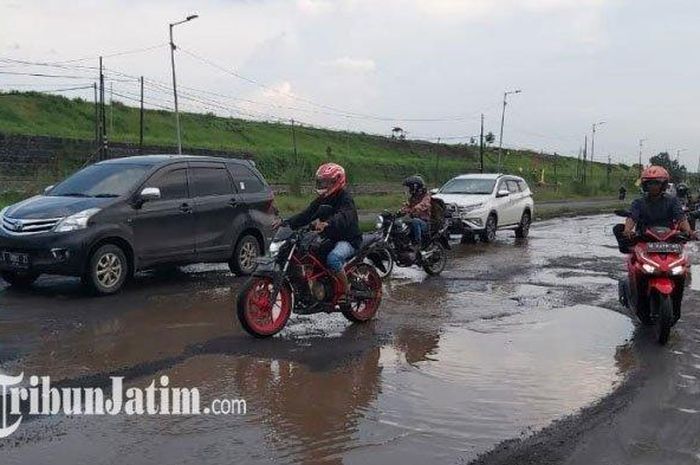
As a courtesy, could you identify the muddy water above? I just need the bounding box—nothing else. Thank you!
[0,215,635,464]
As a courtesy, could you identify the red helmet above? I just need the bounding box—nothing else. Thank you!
[315,163,347,197]
[641,165,670,183]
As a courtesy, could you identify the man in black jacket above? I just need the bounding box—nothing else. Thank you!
[283,163,362,300]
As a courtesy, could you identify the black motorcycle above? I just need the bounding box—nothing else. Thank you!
[367,209,451,277]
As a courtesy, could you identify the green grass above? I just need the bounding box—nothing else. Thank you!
[0,91,641,200]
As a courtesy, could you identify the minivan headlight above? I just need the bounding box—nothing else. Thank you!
[0,206,8,218]
[54,208,101,232]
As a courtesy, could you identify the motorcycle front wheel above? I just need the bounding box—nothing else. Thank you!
[343,263,383,323]
[366,247,394,279]
[237,277,293,338]
[653,292,673,345]
[423,242,447,276]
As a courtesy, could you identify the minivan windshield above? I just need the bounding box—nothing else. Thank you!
[439,178,496,195]
[49,163,150,198]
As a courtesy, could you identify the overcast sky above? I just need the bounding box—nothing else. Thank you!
[1,0,698,167]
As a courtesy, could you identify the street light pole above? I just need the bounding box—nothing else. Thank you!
[498,89,521,172]
[638,138,647,177]
[169,14,198,155]
[590,121,605,179]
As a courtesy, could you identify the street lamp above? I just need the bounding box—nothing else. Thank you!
[497,89,522,171]
[638,138,647,176]
[590,121,605,166]
[675,148,687,162]
[169,14,199,154]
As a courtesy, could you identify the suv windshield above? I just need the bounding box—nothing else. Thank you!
[49,163,150,198]
[440,178,496,195]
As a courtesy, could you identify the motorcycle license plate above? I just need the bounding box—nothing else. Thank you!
[646,242,682,254]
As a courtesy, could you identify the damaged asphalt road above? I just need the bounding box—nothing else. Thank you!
[0,214,698,464]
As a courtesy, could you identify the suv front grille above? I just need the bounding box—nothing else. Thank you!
[2,216,62,235]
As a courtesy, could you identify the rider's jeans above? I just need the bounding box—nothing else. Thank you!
[327,241,356,272]
[408,218,428,244]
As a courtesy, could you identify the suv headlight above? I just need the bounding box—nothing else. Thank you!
[54,208,101,232]
[462,202,485,213]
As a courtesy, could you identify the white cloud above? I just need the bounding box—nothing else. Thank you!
[296,0,334,15]
[325,57,376,73]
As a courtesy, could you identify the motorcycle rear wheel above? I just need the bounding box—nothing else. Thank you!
[237,277,293,338]
[343,263,383,323]
[423,242,447,276]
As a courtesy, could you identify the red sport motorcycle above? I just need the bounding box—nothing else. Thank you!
[616,211,693,345]
[237,206,384,338]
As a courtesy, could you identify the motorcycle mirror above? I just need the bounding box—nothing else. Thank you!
[614,209,631,217]
[316,204,334,221]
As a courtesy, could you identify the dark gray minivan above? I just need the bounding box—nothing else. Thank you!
[0,155,275,295]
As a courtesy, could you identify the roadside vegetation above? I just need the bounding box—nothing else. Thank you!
[0,91,648,204]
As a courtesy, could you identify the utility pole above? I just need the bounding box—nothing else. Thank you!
[479,113,485,173]
[290,119,298,162]
[434,137,441,182]
[93,82,98,145]
[99,56,106,161]
[109,82,114,139]
[582,135,588,185]
[638,138,647,178]
[139,76,144,154]
[591,121,605,181]
[498,89,521,171]
[607,154,612,186]
[169,14,199,155]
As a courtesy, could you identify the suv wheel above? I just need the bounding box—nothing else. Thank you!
[1,271,40,288]
[229,234,260,276]
[515,211,531,238]
[83,244,128,295]
[480,214,497,243]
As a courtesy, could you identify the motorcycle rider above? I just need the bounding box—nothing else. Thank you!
[400,175,432,248]
[618,184,627,201]
[280,163,362,301]
[677,182,690,206]
[613,166,694,252]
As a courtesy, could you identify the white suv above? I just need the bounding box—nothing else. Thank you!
[433,173,534,242]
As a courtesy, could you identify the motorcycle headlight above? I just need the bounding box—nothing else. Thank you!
[269,240,284,258]
[641,263,657,274]
[54,208,101,233]
[671,265,685,276]
[375,215,383,230]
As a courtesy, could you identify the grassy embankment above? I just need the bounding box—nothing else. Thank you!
[0,91,640,215]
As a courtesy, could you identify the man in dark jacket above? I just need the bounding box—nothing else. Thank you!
[613,165,694,252]
[283,163,361,300]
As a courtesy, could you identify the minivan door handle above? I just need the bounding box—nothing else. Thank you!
[180,202,192,214]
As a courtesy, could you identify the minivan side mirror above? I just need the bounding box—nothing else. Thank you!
[135,187,161,207]
[43,185,54,195]
[496,189,510,198]
[316,204,334,221]
[430,188,439,195]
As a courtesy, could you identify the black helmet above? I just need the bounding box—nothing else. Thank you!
[677,182,689,196]
[402,175,426,197]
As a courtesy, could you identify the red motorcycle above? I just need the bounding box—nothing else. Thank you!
[617,212,693,345]
[237,206,383,338]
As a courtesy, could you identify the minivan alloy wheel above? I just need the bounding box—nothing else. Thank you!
[230,234,261,276]
[96,252,123,288]
[239,242,258,272]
